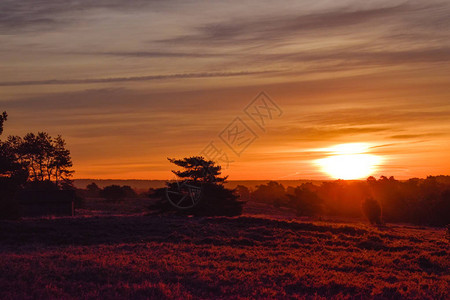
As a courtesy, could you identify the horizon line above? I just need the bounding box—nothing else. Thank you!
[73,175,450,182]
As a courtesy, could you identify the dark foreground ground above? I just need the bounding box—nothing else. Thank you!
[0,201,448,299]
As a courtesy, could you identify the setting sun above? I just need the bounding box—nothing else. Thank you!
[316,143,382,180]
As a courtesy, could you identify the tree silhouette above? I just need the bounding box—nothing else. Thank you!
[0,113,27,219]
[362,197,382,225]
[0,114,28,183]
[11,132,73,188]
[149,156,243,216]
[52,135,73,186]
[0,111,7,136]
[0,113,76,218]
[168,156,227,183]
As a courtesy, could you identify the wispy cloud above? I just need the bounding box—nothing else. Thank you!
[389,133,444,139]
[158,2,448,47]
[77,51,231,58]
[271,126,391,142]
[0,70,279,86]
[300,107,450,127]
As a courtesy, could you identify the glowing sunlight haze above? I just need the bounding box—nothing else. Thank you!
[315,143,382,180]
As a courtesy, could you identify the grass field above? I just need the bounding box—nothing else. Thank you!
[0,200,448,299]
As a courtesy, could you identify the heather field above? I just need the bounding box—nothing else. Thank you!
[0,202,448,299]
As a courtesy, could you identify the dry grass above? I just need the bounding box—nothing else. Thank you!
[0,200,448,299]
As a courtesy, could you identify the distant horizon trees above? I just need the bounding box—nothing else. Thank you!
[249,176,450,226]
[83,183,139,201]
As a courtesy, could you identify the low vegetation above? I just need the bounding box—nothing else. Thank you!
[0,208,448,299]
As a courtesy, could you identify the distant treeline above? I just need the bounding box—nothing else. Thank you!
[236,176,450,227]
[80,175,450,226]
[78,183,138,202]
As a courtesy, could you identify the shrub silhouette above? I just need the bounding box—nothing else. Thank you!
[100,185,126,202]
[121,185,138,198]
[252,181,287,207]
[194,183,243,216]
[287,184,323,216]
[362,197,382,225]
[86,182,101,197]
[235,185,251,201]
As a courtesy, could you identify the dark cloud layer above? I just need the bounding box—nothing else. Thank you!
[0,0,158,32]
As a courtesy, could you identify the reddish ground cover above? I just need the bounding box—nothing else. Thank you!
[0,201,448,299]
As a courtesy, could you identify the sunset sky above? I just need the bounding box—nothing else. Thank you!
[1,0,449,180]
